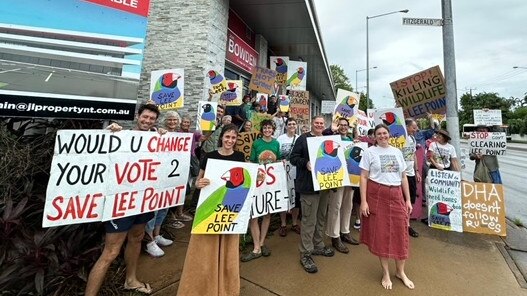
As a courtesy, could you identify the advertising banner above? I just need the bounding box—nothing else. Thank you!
[226,29,259,74]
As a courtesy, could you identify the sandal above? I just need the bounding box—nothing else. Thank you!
[240,251,262,262]
[291,224,301,234]
[409,227,419,238]
[124,282,152,294]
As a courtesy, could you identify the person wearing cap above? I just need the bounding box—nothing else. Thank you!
[427,129,460,171]
[469,125,502,184]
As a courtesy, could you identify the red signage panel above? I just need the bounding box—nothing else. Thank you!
[84,0,150,17]
[226,29,259,74]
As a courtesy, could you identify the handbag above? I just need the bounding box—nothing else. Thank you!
[473,160,492,183]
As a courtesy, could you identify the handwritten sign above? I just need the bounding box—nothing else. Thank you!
[256,93,269,112]
[468,132,507,156]
[192,159,258,234]
[473,109,503,126]
[217,80,243,106]
[390,65,446,119]
[321,100,336,114]
[250,163,289,218]
[289,90,310,126]
[235,132,261,162]
[150,69,185,110]
[374,108,407,149]
[426,169,463,232]
[284,161,296,210]
[270,56,289,85]
[206,68,228,94]
[307,135,351,191]
[43,130,191,227]
[343,141,367,186]
[356,110,375,136]
[462,181,506,236]
[249,66,277,94]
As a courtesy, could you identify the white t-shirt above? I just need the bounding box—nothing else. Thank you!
[402,135,416,176]
[277,133,299,160]
[359,145,406,186]
[428,141,457,169]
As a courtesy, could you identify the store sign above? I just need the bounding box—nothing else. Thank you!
[226,29,259,74]
[84,0,151,16]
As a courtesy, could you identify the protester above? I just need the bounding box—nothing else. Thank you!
[177,124,244,296]
[290,116,334,273]
[301,125,310,134]
[470,125,502,184]
[427,129,460,171]
[267,95,278,115]
[326,118,359,254]
[242,120,253,133]
[241,119,281,261]
[241,94,252,117]
[276,117,301,237]
[359,123,414,290]
[403,119,422,238]
[85,103,166,295]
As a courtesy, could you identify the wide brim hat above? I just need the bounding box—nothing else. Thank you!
[436,129,451,141]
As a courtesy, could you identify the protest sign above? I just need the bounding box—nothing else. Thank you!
[473,109,503,126]
[206,67,228,94]
[250,163,289,218]
[374,108,407,149]
[390,65,446,119]
[235,131,261,162]
[286,61,307,91]
[468,132,507,156]
[256,93,269,112]
[289,90,310,126]
[192,159,258,234]
[284,161,297,210]
[426,169,463,232]
[332,89,360,125]
[307,135,351,191]
[278,95,290,112]
[43,130,191,227]
[250,112,273,133]
[249,66,277,94]
[321,101,336,114]
[217,80,243,106]
[342,141,367,186]
[196,101,218,131]
[462,182,506,236]
[150,69,185,110]
[356,110,376,136]
[270,56,289,85]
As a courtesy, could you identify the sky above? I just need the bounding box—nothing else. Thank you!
[313,0,527,108]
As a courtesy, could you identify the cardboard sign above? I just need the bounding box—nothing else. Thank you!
[256,93,269,112]
[289,90,310,126]
[249,66,277,94]
[217,80,243,106]
[374,108,407,149]
[468,132,507,156]
[356,110,376,136]
[473,109,503,126]
[284,161,297,210]
[43,130,191,227]
[270,56,289,85]
[426,169,463,232]
[206,68,228,94]
[286,61,307,91]
[307,135,351,191]
[342,141,367,186]
[250,163,289,218]
[321,100,336,114]
[192,159,258,234]
[390,65,446,119]
[196,101,218,131]
[235,132,261,162]
[278,95,290,112]
[462,182,506,236]
[332,89,360,125]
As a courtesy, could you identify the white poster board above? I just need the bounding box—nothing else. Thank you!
[468,132,507,156]
[321,100,336,114]
[426,169,463,232]
[150,68,185,110]
[307,135,351,191]
[374,107,407,149]
[473,109,502,126]
[250,163,290,218]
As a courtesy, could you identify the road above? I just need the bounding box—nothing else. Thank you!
[460,142,527,223]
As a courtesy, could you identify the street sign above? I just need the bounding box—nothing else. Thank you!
[402,17,443,26]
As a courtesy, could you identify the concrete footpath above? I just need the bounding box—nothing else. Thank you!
[135,218,527,296]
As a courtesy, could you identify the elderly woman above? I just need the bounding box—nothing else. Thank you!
[427,129,460,171]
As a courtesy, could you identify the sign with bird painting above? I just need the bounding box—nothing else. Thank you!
[192,159,259,234]
[150,69,185,110]
[374,108,407,149]
[278,95,290,112]
[256,93,269,112]
[43,130,192,227]
[249,66,277,94]
[206,68,228,94]
[286,61,307,91]
[332,89,360,126]
[250,163,290,218]
[461,181,506,236]
[270,56,289,85]
[217,80,243,106]
[426,169,463,232]
[307,135,351,191]
[196,101,218,131]
[343,141,368,186]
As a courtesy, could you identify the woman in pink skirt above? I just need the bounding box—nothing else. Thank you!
[359,124,414,290]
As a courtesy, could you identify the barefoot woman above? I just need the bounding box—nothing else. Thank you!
[359,124,415,290]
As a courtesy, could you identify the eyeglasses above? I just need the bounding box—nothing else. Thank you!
[287,123,297,126]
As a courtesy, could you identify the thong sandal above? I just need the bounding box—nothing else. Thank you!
[124,282,152,294]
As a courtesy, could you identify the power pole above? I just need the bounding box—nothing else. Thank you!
[442,0,461,161]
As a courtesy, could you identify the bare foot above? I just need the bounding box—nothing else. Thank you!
[396,272,415,289]
[381,274,392,289]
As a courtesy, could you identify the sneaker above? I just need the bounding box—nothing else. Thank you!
[353,220,361,230]
[409,227,419,238]
[341,233,360,245]
[261,245,271,257]
[291,224,301,234]
[155,235,173,247]
[300,255,318,273]
[178,213,193,222]
[167,220,185,229]
[331,237,349,254]
[279,226,287,237]
[145,241,164,257]
[240,251,262,262]
[312,246,335,257]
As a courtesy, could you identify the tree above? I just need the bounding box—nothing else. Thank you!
[330,65,353,92]
[459,92,514,127]
[358,92,374,112]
